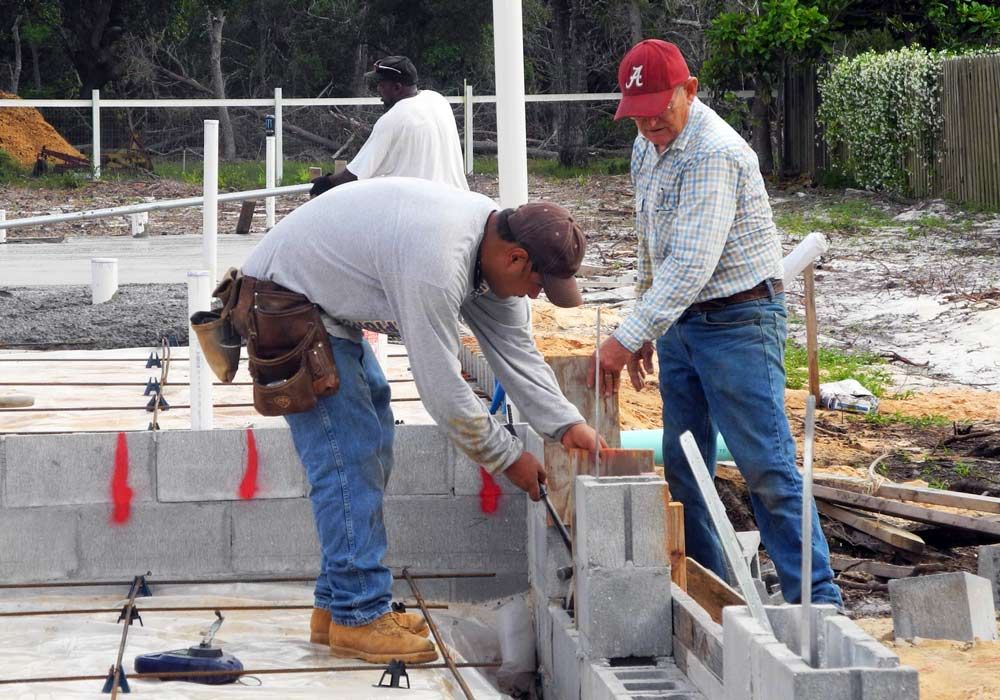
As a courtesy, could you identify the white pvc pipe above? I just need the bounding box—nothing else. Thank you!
[274,87,283,185]
[492,0,529,208]
[187,271,214,430]
[0,184,310,232]
[782,232,829,285]
[464,83,474,175]
[129,212,147,237]
[91,89,101,180]
[203,120,219,284]
[800,395,817,666]
[90,258,118,304]
[265,135,276,230]
[0,209,6,244]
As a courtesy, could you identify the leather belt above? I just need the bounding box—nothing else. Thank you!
[688,279,783,313]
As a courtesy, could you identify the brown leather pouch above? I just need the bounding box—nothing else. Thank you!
[189,268,243,383]
[250,328,320,415]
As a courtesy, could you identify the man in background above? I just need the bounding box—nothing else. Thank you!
[310,55,467,195]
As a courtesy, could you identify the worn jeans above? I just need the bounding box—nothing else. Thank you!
[285,335,395,626]
[657,293,842,606]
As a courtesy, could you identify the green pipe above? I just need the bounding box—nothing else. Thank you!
[620,429,732,465]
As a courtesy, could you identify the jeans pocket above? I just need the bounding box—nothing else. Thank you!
[702,304,764,327]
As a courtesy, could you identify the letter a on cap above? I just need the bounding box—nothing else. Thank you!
[626,65,644,89]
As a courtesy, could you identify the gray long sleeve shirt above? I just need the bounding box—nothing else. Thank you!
[241,177,584,472]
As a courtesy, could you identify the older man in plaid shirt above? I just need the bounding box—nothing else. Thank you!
[593,39,841,606]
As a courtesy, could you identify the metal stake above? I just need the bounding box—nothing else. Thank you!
[109,574,145,699]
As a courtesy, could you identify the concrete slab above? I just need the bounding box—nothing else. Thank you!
[4,431,155,507]
[889,571,998,641]
[977,543,1000,607]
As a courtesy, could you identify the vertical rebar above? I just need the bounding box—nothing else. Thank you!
[402,568,475,700]
[109,574,146,699]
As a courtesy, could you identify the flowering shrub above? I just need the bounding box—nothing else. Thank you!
[817,46,945,194]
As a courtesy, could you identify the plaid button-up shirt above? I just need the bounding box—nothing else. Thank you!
[613,98,784,352]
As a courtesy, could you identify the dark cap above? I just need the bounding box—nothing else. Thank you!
[364,56,418,86]
[498,202,586,308]
[614,39,690,120]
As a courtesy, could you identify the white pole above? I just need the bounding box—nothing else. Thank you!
[91,89,101,180]
[187,271,214,430]
[90,258,118,304]
[464,83,474,175]
[203,120,219,284]
[782,232,829,285]
[492,0,529,208]
[0,209,6,244]
[274,87,283,185]
[265,135,276,230]
[800,395,817,666]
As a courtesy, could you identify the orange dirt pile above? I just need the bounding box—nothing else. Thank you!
[0,92,85,167]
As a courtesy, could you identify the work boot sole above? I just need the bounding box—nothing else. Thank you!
[311,622,430,645]
[329,645,439,664]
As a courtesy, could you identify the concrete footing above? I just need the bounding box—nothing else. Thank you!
[0,424,540,601]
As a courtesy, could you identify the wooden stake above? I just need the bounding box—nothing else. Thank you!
[235,200,256,235]
[803,263,820,401]
[666,501,687,590]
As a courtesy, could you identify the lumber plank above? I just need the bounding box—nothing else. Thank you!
[816,501,925,554]
[666,501,687,590]
[813,484,1000,537]
[829,554,915,579]
[235,200,256,235]
[814,477,1000,515]
[685,558,744,625]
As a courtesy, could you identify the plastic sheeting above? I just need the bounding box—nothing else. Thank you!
[0,582,503,698]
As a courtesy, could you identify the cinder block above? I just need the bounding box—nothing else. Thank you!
[577,564,672,659]
[536,599,555,677]
[673,639,725,700]
[854,666,919,699]
[76,502,230,578]
[382,494,526,571]
[4,431,155,507]
[452,424,541,496]
[823,616,898,669]
[629,476,670,567]
[889,571,998,641]
[451,571,528,601]
[724,607,779,699]
[755,639,854,700]
[231,498,318,573]
[764,604,839,661]
[672,585,724,679]
[574,475,628,569]
[157,428,307,502]
[977,544,1000,607]
[528,500,572,602]
[550,605,583,700]
[388,424,451,495]
[0,507,79,582]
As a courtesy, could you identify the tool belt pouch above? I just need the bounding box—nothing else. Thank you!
[189,269,243,383]
[246,291,340,417]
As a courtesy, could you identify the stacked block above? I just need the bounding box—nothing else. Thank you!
[888,571,998,641]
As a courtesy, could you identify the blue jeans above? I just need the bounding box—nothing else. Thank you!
[284,335,395,626]
[657,293,841,606]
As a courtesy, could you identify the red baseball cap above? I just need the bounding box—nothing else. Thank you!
[614,40,690,120]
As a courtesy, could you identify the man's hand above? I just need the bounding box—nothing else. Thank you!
[625,341,655,391]
[503,451,546,501]
[561,423,608,453]
[587,336,633,397]
[309,174,335,198]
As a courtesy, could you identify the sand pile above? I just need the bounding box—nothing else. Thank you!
[0,92,85,167]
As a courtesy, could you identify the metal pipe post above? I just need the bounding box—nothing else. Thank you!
[91,90,101,180]
[265,135,276,229]
[274,87,283,184]
[464,83,474,175]
[1,209,6,243]
[202,120,219,284]
[492,0,528,208]
[187,271,214,430]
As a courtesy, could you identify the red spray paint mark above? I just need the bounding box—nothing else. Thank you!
[239,428,259,499]
[110,432,133,524]
[478,466,502,514]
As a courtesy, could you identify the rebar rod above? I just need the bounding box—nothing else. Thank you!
[402,567,475,700]
[0,602,448,618]
[0,572,495,590]
[0,661,501,686]
[109,575,145,700]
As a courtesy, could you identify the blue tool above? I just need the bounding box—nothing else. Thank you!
[134,611,243,685]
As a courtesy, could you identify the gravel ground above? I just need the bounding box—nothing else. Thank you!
[0,284,188,350]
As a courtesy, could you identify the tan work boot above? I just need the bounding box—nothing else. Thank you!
[327,612,438,663]
[310,608,429,644]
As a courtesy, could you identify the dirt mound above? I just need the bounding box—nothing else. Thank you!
[0,92,85,167]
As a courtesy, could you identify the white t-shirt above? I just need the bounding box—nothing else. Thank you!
[347,90,469,190]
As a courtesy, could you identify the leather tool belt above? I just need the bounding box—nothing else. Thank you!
[688,279,783,313]
[190,268,339,417]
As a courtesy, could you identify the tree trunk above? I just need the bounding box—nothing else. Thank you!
[627,0,643,45]
[751,78,773,176]
[550,0,588,167]
[9,15,22,94]
[29,39,41,90]
[207,11,237,160]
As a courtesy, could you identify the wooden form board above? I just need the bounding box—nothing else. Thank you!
[685,558,744,625]
[816,501,926,554]
[814,484,1000,537]
[815,476,1000,515]
[667,501,687,590]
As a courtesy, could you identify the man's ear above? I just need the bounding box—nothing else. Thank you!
[507,246,531,269]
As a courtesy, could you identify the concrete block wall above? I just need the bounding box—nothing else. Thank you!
[723,605,918,700]
[0,424,540,601]
[574,475,673,660]
[671,585,725,700]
